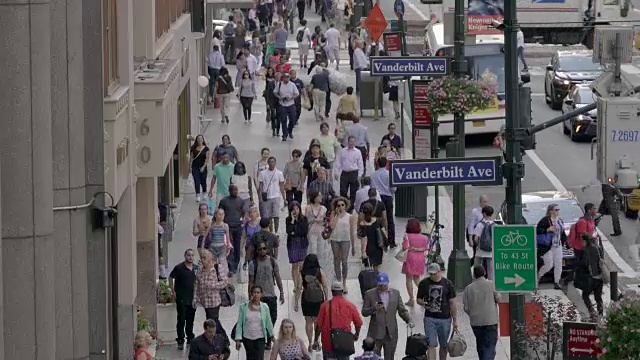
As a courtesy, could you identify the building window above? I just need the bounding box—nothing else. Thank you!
[103,0,119,96]
[155,0,190,40]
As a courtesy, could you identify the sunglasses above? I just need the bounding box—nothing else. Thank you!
[553,208,560,212]
[337,203,345,208]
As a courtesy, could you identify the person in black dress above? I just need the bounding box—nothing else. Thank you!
[358,203,385,269]
[295,254,330,352]
[302,141,330,189]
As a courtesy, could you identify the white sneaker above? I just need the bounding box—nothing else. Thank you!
[196,194,201,202]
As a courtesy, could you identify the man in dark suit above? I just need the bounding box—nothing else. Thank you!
[361,272,414,359]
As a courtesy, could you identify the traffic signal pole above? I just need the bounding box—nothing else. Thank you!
[446,0,472,290]
[502,1,526,358]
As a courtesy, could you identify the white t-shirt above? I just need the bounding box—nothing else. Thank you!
[325,27,341,49]
[517,30,524,48]
[473,219,494,258]
[296,26,312,45]
[259,168,284,200]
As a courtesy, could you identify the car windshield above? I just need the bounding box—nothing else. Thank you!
[468,55,505,94]
[558,56,602,72]
[577,88,597,104]
[521,200,584,225]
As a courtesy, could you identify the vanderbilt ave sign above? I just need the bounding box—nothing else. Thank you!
[388,157,503,186]
[369,57,449,77]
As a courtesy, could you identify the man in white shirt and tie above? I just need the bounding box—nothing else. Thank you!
[274,73,300,142]
[344,116,370,175]
[207,45,225,101]
[337,135,364,212]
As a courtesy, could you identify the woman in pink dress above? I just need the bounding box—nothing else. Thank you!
[401,218,429,306]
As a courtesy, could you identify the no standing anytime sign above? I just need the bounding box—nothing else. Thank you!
[562,322,603,359]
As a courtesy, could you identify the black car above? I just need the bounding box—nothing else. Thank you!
[561,84,598,141]
[545,51,602,110]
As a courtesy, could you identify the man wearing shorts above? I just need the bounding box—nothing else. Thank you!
[324,23,341,70]
[258,156,286,234]
[296,19,312,68]
[416,263,458,360]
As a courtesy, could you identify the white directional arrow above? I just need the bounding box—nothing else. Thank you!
[504,274,526,287]
[570,348,594,354]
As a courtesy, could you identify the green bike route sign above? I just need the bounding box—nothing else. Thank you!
[492,225,537,292]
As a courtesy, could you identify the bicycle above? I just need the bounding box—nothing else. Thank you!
[500,231,528,247]
[424,211,445,268]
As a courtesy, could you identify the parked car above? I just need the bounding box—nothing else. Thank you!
[561,83,598,141]
[497,191,583,281]
[544,50,602,110]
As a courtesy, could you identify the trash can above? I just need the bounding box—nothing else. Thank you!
[359,72,384,117]
[395,187,415,218]
[351,1,365,29]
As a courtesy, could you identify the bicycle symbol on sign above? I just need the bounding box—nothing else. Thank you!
[500,231,528,247]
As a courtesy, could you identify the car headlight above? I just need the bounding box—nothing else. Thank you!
[554,77,570,85]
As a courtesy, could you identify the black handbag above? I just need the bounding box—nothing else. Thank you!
[214,264,236,307]
[329,300,356,356]
[406,329,429,356]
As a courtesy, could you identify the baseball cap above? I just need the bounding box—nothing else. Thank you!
[427,263,441,275]
[331,281,344,291]
[376,272,390,286]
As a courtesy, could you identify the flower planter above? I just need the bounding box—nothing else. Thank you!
[156,303,177,345]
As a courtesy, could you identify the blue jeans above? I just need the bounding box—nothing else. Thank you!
[191,165,207,194]
[207,67,219,97]
[472,324,498,360]
[278,104,296,139]
[424,317,452,348]
[227,225,243,274]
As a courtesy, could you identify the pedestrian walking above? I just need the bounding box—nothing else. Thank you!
[209,152,235,207]
[417,263,458,360]
[234,19,247,59]
[245,218,280,265]
[258,156,286,233]
[318,122,341,175]
[232,161,257,209]
[134,331,154,360]
[376,140,399,167]
[297,0,306,22]
[274,21,289,55]
[254,147,271,187]
[264,68,280,129]
[305,190,329,257]
[353,41,368,94]
[308,167,336,208]
[222,16,236,63]
[380,123,403,152]
[218,185,246,276]
[536,203,566,289]
[354,337,383,360]
[248,241,286,341]
[336,87,358,123]
[274,73,300,141]
[208,45,225,100]
[213,67,235,124]
[235,51,247,87]
[243,206,262,249]
[296,19,312,67]
[574,233,605,319]
[344,117,369,175]
[472,205,496,281]
[270,319,311,360]
[354,176,380,215]
[193,203,212,260]
[324,23,341,69]
[467,195,489,263]
[212,134,240,165]
[234,285,275,360]
[329,197,355,292]
[244,47,259,79]
[362,272,414,359]
[337,136,364,211]
[348,27,359,70]
[568,202,598,262]
[207,209,232,259]
[188,319,232,359]
[284,149,305,204]
[190,135,210,202]
[193,250,229,321]
[169,249,197,350]
[357,203,385,268]
[286,201,310,293]
[238,70,258,123]
[371,157,396,247]
[517,29,528,70]
[302,142,331,189]
[311,66,330,122]
[315,281,363,360]
[463,265,500,360]
[295,254,330,352]
[401,218,429,306]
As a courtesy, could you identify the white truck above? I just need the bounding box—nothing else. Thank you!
[425,0,638,46]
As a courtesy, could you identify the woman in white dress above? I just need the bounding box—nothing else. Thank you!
[232,161,258,211]
[304,190,335,282]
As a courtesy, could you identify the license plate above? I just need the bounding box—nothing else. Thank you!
[472,120,486,127]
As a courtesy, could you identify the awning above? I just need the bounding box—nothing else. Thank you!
[206,0,255,8]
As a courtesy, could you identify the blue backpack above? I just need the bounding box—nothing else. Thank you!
[478,221,494,252]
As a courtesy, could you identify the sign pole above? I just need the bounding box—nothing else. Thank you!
[430,115,440,226]
[446,0,473,291]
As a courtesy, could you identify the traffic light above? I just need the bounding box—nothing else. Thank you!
[519,86,536,150]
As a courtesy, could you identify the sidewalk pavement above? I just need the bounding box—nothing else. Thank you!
[154,10,513,360]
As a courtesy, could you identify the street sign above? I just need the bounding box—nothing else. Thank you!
[369,57,449,77]
[563,322,603,359]
[411,79,432,126]
[413,81,430,102]
[492,225,537,292]
[394,0,405,18]
[364,3,388,42]
[390,20,407,32]
[413,103,431,126]
[388,156,503,186]
[383,32,402,53]
[414,129,430,159]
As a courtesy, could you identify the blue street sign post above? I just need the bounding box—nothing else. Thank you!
[369,57,449,77]
[394,0,405,18]
[389,157,503,187]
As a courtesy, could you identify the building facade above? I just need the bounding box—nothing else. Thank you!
[1,0,202,358]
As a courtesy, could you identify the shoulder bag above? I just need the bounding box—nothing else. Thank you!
[248,176,254,205]
[214,263,236,307]
[329,300,356,356]
[261,171,277,202]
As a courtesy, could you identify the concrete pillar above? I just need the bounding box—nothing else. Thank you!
[0,152,4,360]
[117,184,138,358]
[133,0,155,59]
[136,177,159,327]
[0,1,57,359]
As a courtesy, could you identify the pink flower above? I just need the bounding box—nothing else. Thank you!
[607,337,612,342]
[595,338,601,344]
[602,348,607,353]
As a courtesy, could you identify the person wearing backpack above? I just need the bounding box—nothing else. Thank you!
[296,19,312,68]
[536,203,567,290]
[568,202,597,262]
[472,206,496,281]
[295,254,330,352]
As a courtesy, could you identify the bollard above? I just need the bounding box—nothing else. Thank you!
[610,271,619,301]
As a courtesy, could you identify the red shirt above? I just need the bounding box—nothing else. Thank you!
[572,217,596,250]
[316,295,363,351]
[275,63,291,74]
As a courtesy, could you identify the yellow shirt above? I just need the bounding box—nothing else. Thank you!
[338,95,358,115]
[318,134,340,162]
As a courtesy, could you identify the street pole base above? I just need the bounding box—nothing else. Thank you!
[446,249,473,290]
